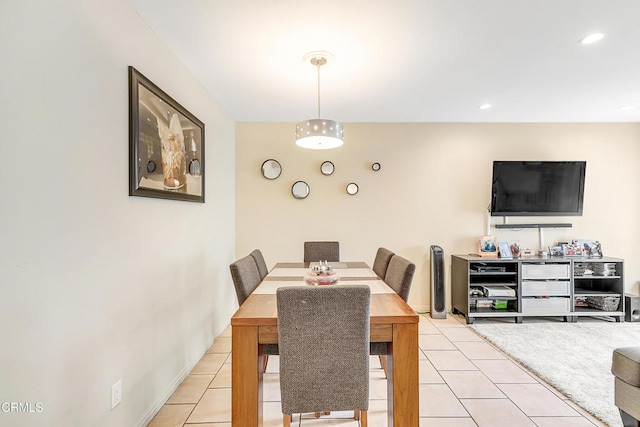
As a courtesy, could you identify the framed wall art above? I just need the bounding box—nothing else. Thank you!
[129,66,205,202]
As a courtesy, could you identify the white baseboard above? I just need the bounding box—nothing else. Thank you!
[136,336,214,427]
[412,306,455,317]
[412,305,430,314]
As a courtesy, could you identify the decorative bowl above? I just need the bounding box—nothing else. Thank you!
[304,270,339,286]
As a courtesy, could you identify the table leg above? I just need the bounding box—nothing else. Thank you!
[387,322,419,426]
[232,325,263,426]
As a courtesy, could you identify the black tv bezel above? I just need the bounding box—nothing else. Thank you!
[490,161,586,217]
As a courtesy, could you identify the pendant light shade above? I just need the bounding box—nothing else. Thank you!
[295,119,344,149]
[295,52,344,149]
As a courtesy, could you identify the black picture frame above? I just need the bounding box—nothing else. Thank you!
[129,66,205,202]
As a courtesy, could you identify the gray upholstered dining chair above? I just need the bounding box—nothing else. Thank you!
[372,247,395,279]
[229,254,277,371]
[277,285,370,427]
[229,254,262,305]
[249,248,269,280]
[372,254,416,377]
[384,254,416,302]
[303,241,340,262]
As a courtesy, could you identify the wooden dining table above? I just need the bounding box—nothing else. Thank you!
[231,261,420,426]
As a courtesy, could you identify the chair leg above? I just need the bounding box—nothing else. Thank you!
[315,412,321,418]
[620,409,640,427]
[354,409,360,420]
[361,410,368,427]
[379,354,388,378]
[263,355,269,373]
[283,413,291,427]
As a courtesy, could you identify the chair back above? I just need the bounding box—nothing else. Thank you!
[303,241,340,262]
[384,255,416,302]
[372,247,395,279]
[249,249,269,280]
[277,285,370,415]
[229,255,262,305]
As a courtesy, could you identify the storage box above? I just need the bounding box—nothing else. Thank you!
[521,263,571,279]
[492,300,508,310]
[521,280,571,296]
[586,296,620,311]
[521,297,571,314]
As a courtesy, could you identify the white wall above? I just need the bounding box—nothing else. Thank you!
[0,1,236,426]
[236,122,640,311]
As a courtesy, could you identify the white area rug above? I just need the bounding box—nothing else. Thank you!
[470,319,640,427]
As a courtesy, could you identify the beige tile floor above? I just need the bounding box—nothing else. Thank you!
[147,314,608,427]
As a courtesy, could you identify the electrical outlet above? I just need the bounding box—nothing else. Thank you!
[111,380,122,410]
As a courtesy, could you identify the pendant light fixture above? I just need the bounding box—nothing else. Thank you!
[295,51,344,149]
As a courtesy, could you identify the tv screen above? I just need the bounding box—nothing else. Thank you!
[490,161,586,216]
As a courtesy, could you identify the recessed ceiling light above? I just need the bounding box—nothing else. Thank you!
[479,104,492,110]
[580,33,605,45]
[618,105,635,111]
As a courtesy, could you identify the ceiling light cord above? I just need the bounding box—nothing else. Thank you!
[310,56,327,118]
[316,59,321,118]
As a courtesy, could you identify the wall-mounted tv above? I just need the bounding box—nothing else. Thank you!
[490,161,586,217]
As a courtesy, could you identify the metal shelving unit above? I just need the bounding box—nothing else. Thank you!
[451,255,625,324]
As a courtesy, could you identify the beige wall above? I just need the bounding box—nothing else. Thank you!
[236,122,640,311]
[0,1,236,426]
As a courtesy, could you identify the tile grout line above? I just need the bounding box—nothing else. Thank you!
[146,314,607,427]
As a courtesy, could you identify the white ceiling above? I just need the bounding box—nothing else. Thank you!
[129,0,640,122]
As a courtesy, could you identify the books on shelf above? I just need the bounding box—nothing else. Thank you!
[574,262,617,277]
[492,300,508,310]
[472,299,509,310]
[592,263,617,276]
[475,300,493,309]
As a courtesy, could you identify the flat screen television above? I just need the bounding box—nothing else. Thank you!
[490,161,586,216]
